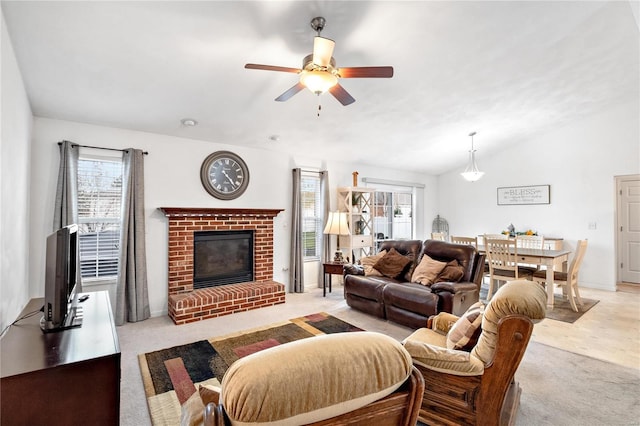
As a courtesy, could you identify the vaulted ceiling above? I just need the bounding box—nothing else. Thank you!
[2,1,638,174]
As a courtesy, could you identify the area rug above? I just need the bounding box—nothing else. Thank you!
[480,283,598,323]
[544,296,599,323]
[138,312,363,426]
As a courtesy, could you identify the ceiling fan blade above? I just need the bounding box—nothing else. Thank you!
[312,37,335,67]
[275,82,305,102]
[245,63,301,74]
[329,84,355,106]
[338,66,394,78]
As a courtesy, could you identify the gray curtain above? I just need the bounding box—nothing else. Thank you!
[289,168,304,293]
[317,170,330,286]
[53,140,82,291]
[116,148,150,325]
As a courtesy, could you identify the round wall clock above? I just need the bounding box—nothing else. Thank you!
[200,151,250,200]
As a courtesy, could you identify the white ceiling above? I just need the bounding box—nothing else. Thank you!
[2,1,638,175]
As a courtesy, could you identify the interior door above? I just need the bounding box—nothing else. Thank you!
[618,176,640,284]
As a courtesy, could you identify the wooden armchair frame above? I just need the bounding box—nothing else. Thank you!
[204,366,425,426]
[414,314,534,426]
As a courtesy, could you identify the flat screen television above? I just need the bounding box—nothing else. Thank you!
[40,224,83,333]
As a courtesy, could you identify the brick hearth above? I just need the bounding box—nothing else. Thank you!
[160,207,285,325]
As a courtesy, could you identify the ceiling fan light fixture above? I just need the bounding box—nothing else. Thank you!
[461,131,485,182]
[299,70,338,95]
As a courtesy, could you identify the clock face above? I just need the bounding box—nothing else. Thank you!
[200,151,250,200]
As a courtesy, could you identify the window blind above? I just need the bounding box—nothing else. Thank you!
[77,156,123,279]
[301,174,322,259]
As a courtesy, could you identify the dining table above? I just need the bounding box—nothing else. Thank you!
[478,246,573,308]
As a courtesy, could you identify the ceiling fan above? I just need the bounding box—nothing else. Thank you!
[245,17,394,106]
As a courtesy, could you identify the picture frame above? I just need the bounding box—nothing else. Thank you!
[497,185,550,205]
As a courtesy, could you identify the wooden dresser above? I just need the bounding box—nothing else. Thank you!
[1,291,121,425]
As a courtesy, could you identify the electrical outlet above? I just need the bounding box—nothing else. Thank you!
[588,222,597,230]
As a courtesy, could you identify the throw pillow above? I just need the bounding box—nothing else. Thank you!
[402,252,417,282]
[446,302,484,351]
[360,250,387,276]
[411,254,447,286]
[435,259,465,283]
[373,248,412,279]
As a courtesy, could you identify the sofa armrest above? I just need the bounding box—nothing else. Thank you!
[430,281,478,294]
[343,263,364,276]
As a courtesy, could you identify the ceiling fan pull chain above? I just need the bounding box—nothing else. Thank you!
[317,97,322,117]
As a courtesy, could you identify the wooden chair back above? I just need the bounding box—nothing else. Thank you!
[516,234,544,249]
[450,236,478,247]
[534,239,588,311]
[485,238,519,299]
[568,239,588,282]
[430,232,446,241]
[485,238,518,272]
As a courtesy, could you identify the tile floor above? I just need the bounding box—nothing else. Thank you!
[530,285,640,369]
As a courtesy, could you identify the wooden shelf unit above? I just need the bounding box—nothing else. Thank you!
[337,187,376,263]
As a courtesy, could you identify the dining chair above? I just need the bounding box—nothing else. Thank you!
[450,236,478,247]
[431,232,446,241]
[480,233,509,282]
[532,239,588,312]
[516,235,545,273]
[485,238,533,299]
[516,234,544,249]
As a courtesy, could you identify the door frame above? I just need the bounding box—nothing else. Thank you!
[615,174,640,286]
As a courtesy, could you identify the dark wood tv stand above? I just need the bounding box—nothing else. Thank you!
[1,291,121,425]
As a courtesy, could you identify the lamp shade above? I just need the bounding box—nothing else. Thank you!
[460,131,484,182]
[300,70,338,94]
[460,150,485,182]
[323,211,350,235]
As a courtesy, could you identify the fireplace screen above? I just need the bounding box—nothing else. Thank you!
[193,230,254,289]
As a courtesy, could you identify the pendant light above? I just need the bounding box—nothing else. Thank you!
[461,131,484,182]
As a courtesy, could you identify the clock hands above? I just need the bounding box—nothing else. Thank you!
[221,170,237,189]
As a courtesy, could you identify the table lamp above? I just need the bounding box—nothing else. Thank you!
[323,211,350,263]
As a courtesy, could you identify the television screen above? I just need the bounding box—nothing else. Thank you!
[41,224,82,333]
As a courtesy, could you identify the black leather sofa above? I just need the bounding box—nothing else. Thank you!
[343,239,485,329]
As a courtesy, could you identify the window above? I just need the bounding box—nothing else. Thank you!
[373,189,413,243]
[77,152,123,279]
[301,173,322,260]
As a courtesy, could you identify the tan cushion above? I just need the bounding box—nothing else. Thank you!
[373,248,412,279]
[220,331,412,425]
[435,259,465,283]
[180,384,221,426]
[446,302,484,351]
[402,328,484,376]
[431,312,460,334]
[360,250,387,276]
[411,254,447,286]
[471,280,547,365]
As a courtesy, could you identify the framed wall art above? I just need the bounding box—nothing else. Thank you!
[497,185,550,205]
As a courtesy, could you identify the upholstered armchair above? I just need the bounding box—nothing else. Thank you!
[402,280,546,426]
[182,331,424,426]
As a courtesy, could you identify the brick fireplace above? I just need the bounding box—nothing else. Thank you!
[159,207,285,324]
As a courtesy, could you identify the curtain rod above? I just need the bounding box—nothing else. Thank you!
[293,168,324,173]
[58,140,149,155]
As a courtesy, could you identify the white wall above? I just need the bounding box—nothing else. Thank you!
[29,117,435,317]
[0,10,33,332]
[438,100,640,290]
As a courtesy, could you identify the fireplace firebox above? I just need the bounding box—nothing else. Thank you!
[193,230,254,289]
